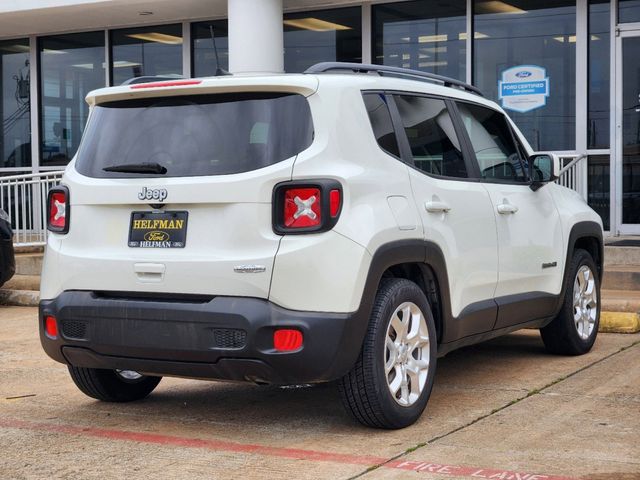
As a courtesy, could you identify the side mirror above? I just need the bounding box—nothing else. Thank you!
[529,153,559,191]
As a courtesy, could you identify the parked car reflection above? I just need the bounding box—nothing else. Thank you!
[0,208,15,288]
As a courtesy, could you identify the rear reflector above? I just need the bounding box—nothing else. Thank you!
[45,316,58,339]
[130,80,202,89]
[273,329,303,352]
[329,189,341,218]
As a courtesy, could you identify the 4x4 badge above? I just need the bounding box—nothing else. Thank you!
[138,187,168,202]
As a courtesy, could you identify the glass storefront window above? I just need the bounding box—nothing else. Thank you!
[39,32,105,167]
[192,21,228,77]
[619,0,640,23]
[284,7,361,72]
[587,155,610,230]
[192,9,361,75]
[110,24,182,86]
[1,39,30,169]
[372,0,466,80]
[588,1,610,149]
[473,0,576,151]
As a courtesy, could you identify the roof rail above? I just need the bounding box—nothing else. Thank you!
[304,62,483,97]
[121,75,184,86]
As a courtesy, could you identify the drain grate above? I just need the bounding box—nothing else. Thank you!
[212,328,246,349]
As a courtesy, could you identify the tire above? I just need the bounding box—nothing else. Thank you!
[68,366,162,402]
[540,248,600,355]
[338,278,437,429]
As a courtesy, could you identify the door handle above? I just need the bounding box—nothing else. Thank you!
[497,203,519,215]
[425,201,451,213]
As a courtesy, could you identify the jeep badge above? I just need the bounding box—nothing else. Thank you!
[138,187,168,202]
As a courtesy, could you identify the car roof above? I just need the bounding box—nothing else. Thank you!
[85,71,502,113]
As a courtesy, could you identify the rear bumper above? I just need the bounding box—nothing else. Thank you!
[39,291,363,385]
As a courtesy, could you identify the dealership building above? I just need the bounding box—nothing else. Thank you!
[0,0,639,235]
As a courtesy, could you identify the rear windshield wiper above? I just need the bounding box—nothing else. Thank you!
[103,162,167,174]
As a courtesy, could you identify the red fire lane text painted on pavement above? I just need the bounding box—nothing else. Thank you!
[0,418,577,480]
[390,460,575,480]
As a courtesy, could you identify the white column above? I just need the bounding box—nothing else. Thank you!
[228,0,284,74]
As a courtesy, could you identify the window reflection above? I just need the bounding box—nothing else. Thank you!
[192,9,362,75]
[588,0,610,149]
[619,0,640,23]
[474,0,576,151]
[373,0,467,81]
[587,155,610,230]
[1,39,30,169]
[622,36,640,224]
[39,32,105,167]
[111,25,183,86]
[284,7,361,72]
[192,21,228,77]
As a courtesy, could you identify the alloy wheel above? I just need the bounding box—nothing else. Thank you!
[384,302,430,407]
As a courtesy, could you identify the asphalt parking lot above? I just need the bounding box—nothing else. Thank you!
[1,305,639,480]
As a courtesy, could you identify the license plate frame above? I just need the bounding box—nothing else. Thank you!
[128,211,188,248]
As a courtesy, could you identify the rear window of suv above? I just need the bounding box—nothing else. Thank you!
[75,92,314,178]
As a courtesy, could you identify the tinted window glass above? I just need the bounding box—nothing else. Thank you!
[284,7,362,72]
[588,0,610,149]
[1,39,31,169]
[394,95,467,178]
[362,93,400,158]
[619,0,640,23]
[473,0,576,151]
[40,32,105,167]
[587,154,610,231]
[457,102,526,182]
[192,21,229,77]
[372,0,467,81]
[76,93,313,178]
[110,24,183,86]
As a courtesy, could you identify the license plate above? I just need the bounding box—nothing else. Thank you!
[128,211,188,248]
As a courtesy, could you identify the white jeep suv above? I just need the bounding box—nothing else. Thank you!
[39,63,603,429]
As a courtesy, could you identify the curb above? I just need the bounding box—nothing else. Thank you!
[600,311,640,334]
[0,289,39,307]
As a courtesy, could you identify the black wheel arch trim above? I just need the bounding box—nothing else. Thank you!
[554,220,604,317]
[351,223,602,360]
[351,239,453,348]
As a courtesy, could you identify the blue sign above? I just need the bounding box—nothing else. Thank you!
[498,65,549,113]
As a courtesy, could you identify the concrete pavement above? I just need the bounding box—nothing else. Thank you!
[1,306,638,479]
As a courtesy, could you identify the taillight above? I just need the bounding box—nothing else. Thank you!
[47,186,69,234]
[273,180,342,234]
[284,188,321,228]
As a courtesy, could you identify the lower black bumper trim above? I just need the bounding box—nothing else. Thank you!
[40,291,363,385]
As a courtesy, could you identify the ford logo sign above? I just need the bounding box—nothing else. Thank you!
[515,71,532,78]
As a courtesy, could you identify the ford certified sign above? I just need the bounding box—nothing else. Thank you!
[498,65,549,113]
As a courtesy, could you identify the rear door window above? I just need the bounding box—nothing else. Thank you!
[75,92,314,178]
[393,95,468,178]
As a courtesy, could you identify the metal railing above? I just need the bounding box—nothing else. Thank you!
[0,170,64,246]
[556,154,588,200]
